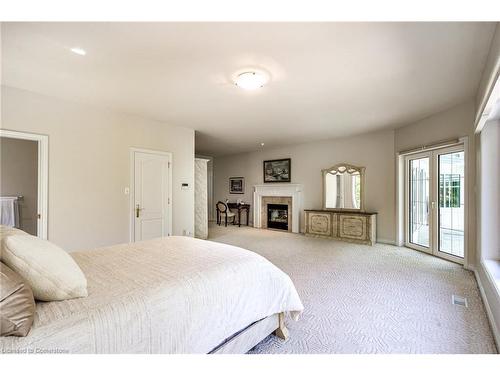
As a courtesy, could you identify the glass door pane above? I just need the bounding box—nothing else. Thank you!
[409,157,430,248]
[438,151,465,258]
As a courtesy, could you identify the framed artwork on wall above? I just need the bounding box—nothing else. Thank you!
[229,177,245,194]
[263,158,291,183]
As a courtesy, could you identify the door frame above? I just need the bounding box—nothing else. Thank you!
[0,129,48,239]
[402,140,467,265]
[129,147,172,242]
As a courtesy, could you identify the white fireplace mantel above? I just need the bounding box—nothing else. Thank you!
[253,184,303,233]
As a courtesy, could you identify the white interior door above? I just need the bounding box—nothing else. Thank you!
[404,145,466,264]
[132,150,172,242]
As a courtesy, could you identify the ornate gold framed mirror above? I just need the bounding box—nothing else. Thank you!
[322,163,365,211]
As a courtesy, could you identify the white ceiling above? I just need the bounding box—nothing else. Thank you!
[1,22,496,156]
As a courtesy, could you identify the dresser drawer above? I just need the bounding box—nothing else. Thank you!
[338,215,368,240]
[306,212,332,237]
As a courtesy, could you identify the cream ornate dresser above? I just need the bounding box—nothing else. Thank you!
[304,209,377,246]
[305,162,377,245]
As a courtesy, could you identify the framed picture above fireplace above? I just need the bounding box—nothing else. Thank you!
[263,158,291,183]
[229,177,245,194]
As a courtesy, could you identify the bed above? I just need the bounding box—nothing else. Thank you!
[0,236,303,354]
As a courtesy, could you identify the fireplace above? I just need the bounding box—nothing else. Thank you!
[253,184,302,233]
[267,204,289,231]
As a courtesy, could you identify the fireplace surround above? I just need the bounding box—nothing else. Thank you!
[253,184,303,233]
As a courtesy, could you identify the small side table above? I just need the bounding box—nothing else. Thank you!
[226,203,251,227]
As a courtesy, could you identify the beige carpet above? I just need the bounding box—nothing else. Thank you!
[208,224,497,354]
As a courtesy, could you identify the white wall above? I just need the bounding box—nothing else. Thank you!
[474,23,500,348]
[1,86,195,251]
[214,129,396,243]
[476,24,500,122]
[476,120,500,346]
[480,120,500,260]
[394,100,476,152]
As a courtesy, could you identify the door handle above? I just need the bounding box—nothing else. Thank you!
[136,204,142,218]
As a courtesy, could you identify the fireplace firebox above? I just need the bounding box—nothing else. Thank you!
[267,204,289,231]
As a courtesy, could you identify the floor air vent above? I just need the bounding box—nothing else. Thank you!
[452,295,468,307]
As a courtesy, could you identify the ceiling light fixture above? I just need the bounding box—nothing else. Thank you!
[260,142,265,147]
[234,71,268,90]
[70,47,86,56]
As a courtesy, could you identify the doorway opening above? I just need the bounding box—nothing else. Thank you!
[0,129,48,239]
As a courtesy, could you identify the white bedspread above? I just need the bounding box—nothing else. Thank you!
[0,236,303,353]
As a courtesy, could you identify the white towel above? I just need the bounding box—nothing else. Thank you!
[0,197,19,227]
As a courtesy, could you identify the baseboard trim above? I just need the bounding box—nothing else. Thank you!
[464,264,476,272]
[474,264,500,352]
[377,238,397,246]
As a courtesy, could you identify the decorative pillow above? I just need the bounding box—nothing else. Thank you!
[0,225,29,238]
[0,234,88,301]
[0,262,35,337]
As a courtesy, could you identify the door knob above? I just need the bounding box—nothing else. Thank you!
[136,204,142,218]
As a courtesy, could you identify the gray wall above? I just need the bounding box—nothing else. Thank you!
[2,86,195,251]
[0,137,38,235]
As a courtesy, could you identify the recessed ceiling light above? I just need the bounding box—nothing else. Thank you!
[234,71,268,90]
[70,47,86,56]
[260,142,265,147]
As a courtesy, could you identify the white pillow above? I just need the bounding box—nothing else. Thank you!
[0,225,28,238]
[0,233,88,301]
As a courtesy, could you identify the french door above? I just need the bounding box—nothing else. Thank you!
[405,145,466,264]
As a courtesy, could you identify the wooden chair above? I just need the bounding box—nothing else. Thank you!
[216,201,236,227]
